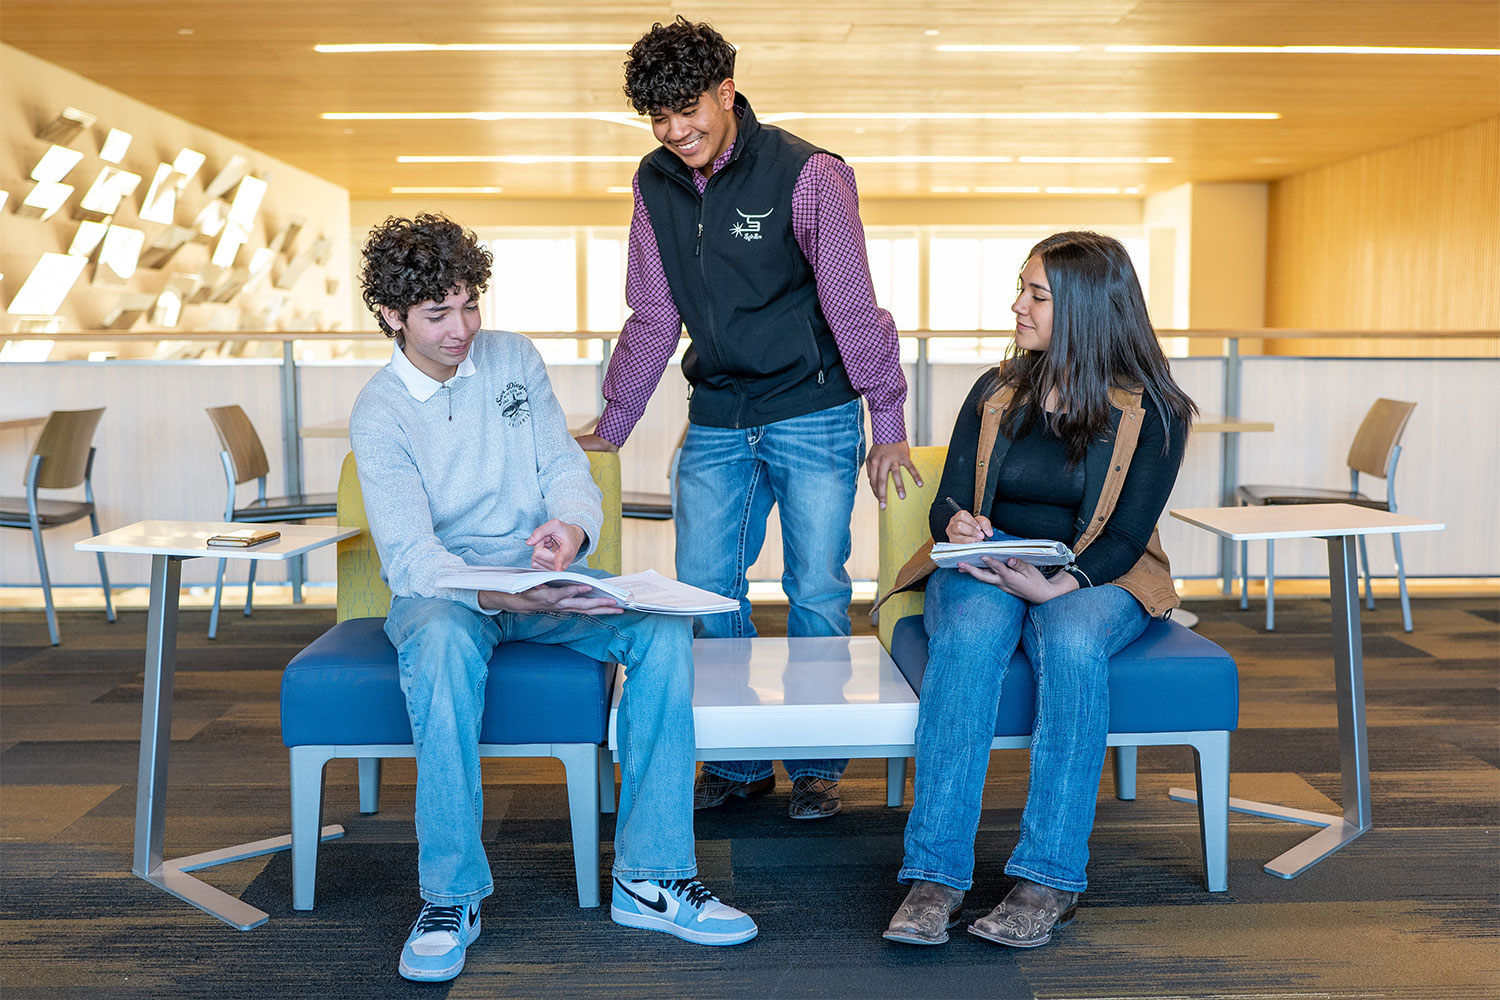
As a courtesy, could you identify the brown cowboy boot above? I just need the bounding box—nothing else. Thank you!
[882,880,966,945]
[968,879,1078,948]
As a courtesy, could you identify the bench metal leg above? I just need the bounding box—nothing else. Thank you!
[290,745,339,911]
[1190,732,1231,892]
[886,756,908,807]
[554,743,602,908]
[598,747,617,815]
[1113,745,1138,801]
[358,757,381,814]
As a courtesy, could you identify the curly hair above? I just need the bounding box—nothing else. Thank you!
[359,214,492,342]
[623,15,736,115]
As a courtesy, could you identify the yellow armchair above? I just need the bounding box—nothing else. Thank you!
[336,450,624,622]
[875,445,949,650]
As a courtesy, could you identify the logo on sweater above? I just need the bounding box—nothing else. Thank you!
[497,382,530,426]
[730,207,772,241]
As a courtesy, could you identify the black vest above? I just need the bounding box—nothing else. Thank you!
[637,94,860,429]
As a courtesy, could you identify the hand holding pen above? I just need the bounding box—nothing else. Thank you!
[942,496,994,543]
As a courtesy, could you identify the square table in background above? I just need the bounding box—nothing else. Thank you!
[76,520,360,929]
[1168,503,1443,878]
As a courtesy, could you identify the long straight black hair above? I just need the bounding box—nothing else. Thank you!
[984,230,1196,463]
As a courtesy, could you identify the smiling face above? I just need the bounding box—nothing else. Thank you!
[1011,256,1054,352]
[381,284,481,382]
[650,79,739,177]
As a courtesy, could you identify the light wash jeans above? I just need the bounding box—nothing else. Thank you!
[898,568,1150,894]
[385,585,698,906]
[675,396,864,784]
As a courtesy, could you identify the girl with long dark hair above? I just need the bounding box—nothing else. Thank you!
[882,231,1196,949]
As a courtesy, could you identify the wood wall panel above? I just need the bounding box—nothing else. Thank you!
[1266,117,1500,355]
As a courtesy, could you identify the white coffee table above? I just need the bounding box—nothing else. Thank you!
[76,520,360,929]
[607,636,919,805]
[1168,503,1443,878]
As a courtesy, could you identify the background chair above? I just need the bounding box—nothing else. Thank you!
[280,449,623,910]
[876,446,1239,892]
[0,408,115,646]
[205,405,337,638]
[574,416,685,520]
[1236,398,1418,632]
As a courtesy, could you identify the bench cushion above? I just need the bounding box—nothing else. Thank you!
[281,617,615,747]
[889,614,1238,736]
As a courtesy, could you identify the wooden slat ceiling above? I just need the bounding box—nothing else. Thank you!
[3,1,1497,200]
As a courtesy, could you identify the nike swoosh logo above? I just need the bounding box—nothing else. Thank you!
[468,907,479,928]
[616,879,668,913]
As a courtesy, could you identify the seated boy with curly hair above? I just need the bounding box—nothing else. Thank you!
[351,213,756,983]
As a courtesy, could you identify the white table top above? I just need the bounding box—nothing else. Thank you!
[609,636,918,752]
[75,520,361,560]
[1170,503,1444,542]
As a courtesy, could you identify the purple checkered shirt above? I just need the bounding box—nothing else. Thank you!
[596,143,909,447]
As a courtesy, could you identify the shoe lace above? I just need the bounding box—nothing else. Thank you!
[659,878,717,908]
[413,902,465,935]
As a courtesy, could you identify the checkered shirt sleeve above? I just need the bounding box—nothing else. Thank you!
[596,170,683,446]
[792,154,909,445]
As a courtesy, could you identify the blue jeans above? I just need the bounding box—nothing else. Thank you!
[385,587,698,905]
[675,397,864,784]
[898,569,1149,894]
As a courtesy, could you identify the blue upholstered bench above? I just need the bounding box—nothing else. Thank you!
[281,617,616,909]
[887,613,1239,891]
[279,451,626,911]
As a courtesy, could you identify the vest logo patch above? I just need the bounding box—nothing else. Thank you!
[731,207,773,241]
[497,382,530,426]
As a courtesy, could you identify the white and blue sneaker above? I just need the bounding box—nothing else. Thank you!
[611,877,758,945]
[398,900,481,982]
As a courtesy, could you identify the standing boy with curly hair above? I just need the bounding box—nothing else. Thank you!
[352,214,757,983]
[577,16,922,821]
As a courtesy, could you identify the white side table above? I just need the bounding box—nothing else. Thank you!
[1168,503,1443,878]
[608,636,919,805]
[76,520,360,929]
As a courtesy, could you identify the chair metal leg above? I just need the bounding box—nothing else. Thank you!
[209,558,227,639]
[553,744,602,908]
[28,521,60,646]
[243,559,258,617]
[1113,745,1138,801]
[1239,538,1249,610]
[1357,534,1375,610]
[598,747,617,815]
[1392,532,1413,632]
[290,745,337,911]
[357,757,381,814]
[1191,732,1231,892]
[88,510,116,623]
[887,756,908,807]
[1264,540,1276,631]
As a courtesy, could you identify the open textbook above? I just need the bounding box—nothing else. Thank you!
[930,538,1075,569]
[432,566,737,615]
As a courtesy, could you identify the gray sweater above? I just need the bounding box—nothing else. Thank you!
[349,331,603,611]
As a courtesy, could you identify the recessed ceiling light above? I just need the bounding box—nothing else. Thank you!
[397,155,640,164]
[847,155,1172,164]
[315,43,629,53]
[605,186,633,194]
[936,44,1082,53]
[1105,44,1500,56]
[973,186,1042,194]
[390,186,504,194]
[333,110,1274,125]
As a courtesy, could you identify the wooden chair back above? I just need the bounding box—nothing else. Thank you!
[29,408,105,490]
[1346,399,1417,479]
[206,405,271,485]
[335,449,624,622]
